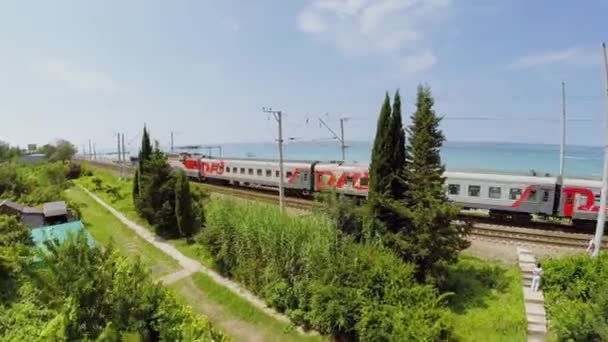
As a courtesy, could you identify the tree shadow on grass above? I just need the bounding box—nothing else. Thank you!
[442,257,510,314]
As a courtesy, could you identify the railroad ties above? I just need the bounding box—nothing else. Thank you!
[517,247,547,342]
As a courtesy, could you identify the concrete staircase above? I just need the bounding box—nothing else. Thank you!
[517,247,547,342]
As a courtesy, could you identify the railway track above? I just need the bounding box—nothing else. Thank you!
[81,160,603,249]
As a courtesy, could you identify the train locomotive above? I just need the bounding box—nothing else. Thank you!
[171,155,605,227]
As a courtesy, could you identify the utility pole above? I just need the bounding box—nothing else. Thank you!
[559,82,566,180]
[121,133,126,163]
[318,116,349,161]
[117,133,122,162]
[593,42,608,257]
[93,144,97,160]
[263,107,285,212]
[88,140,92,160]
[171,131,174,153]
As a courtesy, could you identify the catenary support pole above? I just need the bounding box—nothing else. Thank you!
[121,133,126,162]
[593,42,608,257]
[559,82,566,179]
[117,133,122,162]
[263,107,285,212]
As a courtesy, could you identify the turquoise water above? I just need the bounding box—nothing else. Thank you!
[216,141,603,179]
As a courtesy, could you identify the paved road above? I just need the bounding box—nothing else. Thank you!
[79,185,301,328]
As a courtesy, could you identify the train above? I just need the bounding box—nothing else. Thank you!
[170,155,605,227]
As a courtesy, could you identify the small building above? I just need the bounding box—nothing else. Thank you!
[0,199,44,228]
[0,199,72,228]
[43,201,69,225]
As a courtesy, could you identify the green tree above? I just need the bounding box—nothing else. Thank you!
[393,85,469,281]
[368,93,392,200]
[50,140,77,162]
[387,90,407,200]
[0,215,33,247]
[174,169,198,240]
[0,141,21,161]
[132,168,140,204]
[139,126,153,164]
[138,149,178,237]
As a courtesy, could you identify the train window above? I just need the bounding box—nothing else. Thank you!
[488,186,501,199]
[346,176,353,184]
[257,169,262,176]
[275,170,280,177]
[468,185,480,197]
[248,168,253,175]
[528,190,537,201]
[360,177,369,186]
[543,191,550,202]
[286,171,293,178]
[303,173,308,181]
[233,167,238,173]
[509,188,522,200]
[448,184,460,195]
[266,169,272,177]
[226,167,230,173]
[240,168,245,174]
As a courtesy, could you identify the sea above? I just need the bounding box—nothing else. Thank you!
[97,141,605,180]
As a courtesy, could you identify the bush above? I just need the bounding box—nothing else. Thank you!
[198,198,453,341]
[543,253,608,341]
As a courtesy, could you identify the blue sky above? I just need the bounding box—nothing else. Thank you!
[0,0,606,151]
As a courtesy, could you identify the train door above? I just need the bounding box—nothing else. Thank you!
[537,185,555,215]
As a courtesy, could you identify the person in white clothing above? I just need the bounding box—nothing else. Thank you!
[530,263,542,292]
[586,239,596,255]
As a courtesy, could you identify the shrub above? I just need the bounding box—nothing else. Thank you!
[198,198,453,341]
[543,253,608,341]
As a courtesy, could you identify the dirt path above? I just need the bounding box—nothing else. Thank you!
[172,277,270,342]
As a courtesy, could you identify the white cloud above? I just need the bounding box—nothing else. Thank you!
[296,0,450,74]
[297,11,327,33]
[400,50,437,74]
[509,47,598,69]
[33,60,122,93]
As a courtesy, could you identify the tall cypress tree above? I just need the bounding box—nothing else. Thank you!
[139,126,153,163]
[134,126,153,213]
[387,90,406,200]
[174,169,197,239]
[368,93,392,200]
[398,85,469,281]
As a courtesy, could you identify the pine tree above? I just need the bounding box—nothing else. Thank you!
[387,90,406,200]
[395,84,469,281]
[368,93,392,200]
[174,169,198,240]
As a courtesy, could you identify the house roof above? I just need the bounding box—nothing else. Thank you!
[43,201,67,217]
[0,199,24,212]
[22,207,43,214]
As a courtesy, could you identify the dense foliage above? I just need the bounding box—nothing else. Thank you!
[543,253,608,341]
[198,198,452,341]
[0,230,225,341]
[0,162,75,206]
[0,141,21,162]
[365,86,469,281]
[133,126,202,239]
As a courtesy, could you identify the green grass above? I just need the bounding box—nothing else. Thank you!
[65,186,180,278]
[447,256,527,342]
[169,273,324,342]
